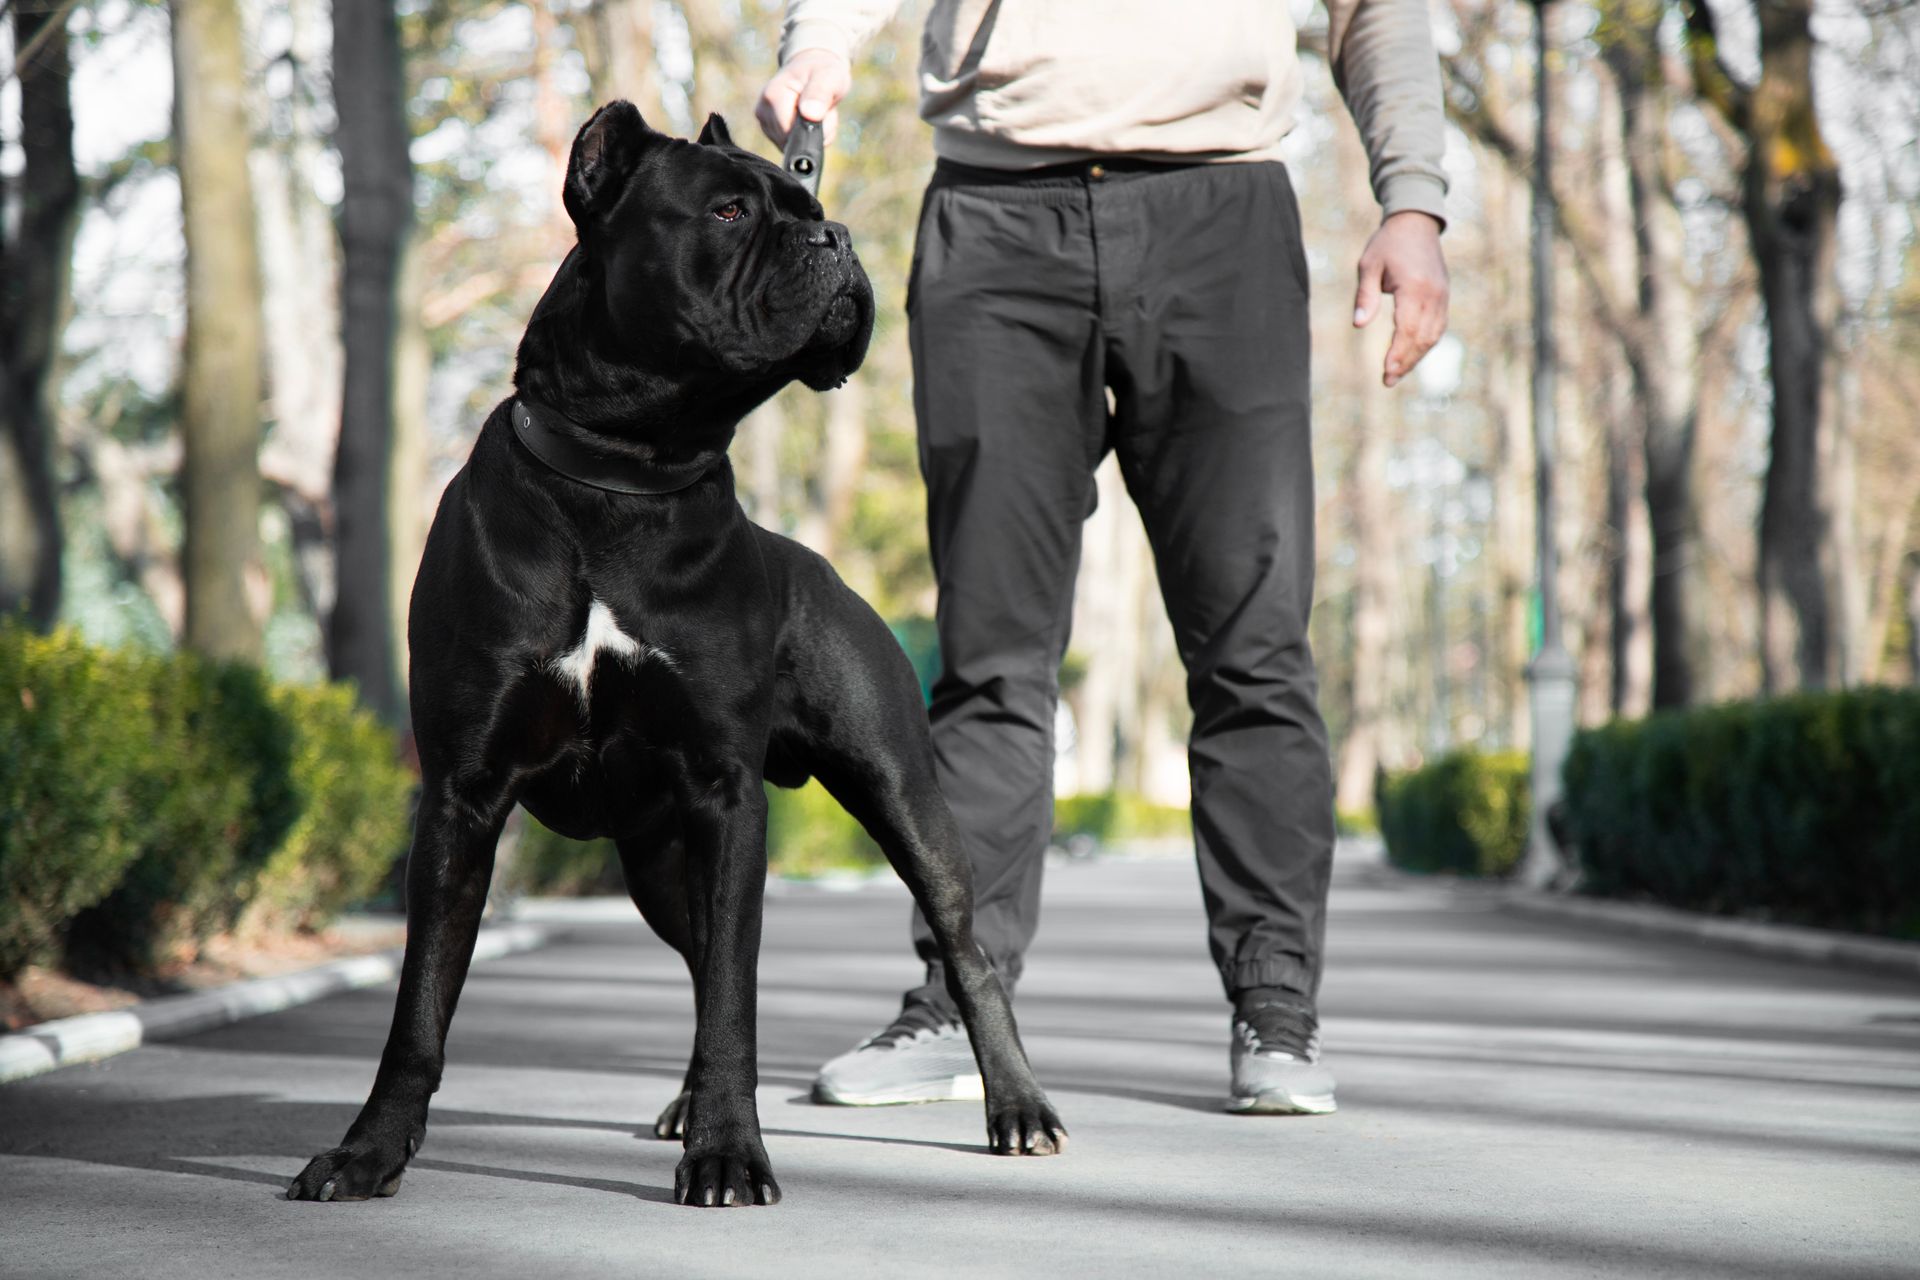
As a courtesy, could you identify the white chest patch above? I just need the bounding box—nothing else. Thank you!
[550,599,644,705]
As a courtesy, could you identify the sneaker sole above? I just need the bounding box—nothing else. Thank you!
[811,1073,985,1107]
[1226,1089,1337,1116]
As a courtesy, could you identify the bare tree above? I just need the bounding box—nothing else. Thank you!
[1326,113,1403,807]
[329,0,415,722]
[173,0,267,662]
[252,0,345,633]
[1603,7,1709,708]
[579,0,666,123]
[1682,0,1846,691]
[0,0,80,630]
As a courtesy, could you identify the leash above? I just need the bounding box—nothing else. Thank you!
[510,398,715,496]
[783,116,825,196]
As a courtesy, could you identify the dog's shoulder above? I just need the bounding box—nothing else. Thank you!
[747,522,842,599]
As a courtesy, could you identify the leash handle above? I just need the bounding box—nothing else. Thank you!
[782,116,825,196]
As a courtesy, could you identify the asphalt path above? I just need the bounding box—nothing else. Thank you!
[4,849,1916,1278]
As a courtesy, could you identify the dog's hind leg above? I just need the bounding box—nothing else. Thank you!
[816,756,1067,1155]
[615,829,697,1140]
[287,770,513,1202]
[790,592,1067,1156]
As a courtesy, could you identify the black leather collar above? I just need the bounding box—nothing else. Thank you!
[510,398,715,495]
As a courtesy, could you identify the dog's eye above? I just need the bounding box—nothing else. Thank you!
[713,201,747,223]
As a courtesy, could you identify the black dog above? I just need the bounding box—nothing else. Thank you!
[285,103,1064,1208]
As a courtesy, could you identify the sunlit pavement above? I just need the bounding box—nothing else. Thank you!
[4,848,1916,1278]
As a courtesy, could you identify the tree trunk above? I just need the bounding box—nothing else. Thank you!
[251,0,343,633]
[1612,42,1708,710]
[329,0,415,722]
[174,0,267,662]
[581,0,666,123]
[793,381,868,563]
[1068,457,1149,798]
[1744,0,1845,692]
[389,229,433,719]
[740,401,787,529]
[1490,317,1535,744]
[531,0,575,252]
[1335,384,1395,812]
[1,1,80,631]
[1326,112,1399,806]
[1905,554,1920,684]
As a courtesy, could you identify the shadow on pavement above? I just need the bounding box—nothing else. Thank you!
[0,1091,684,1200]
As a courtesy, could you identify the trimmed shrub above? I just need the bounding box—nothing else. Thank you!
[1053,792,1118,843]
[1560,688,1920,936]
[505,779,887,896]
[1053,791,1191,846]
[1377,750,1531,878]
[766,780,884,878]
[1336,807,1379,837]
[63,656,298,973]
[508,814,625,897]
[0,628,153,975]
[0,622,411,980]
[239,682,415,935]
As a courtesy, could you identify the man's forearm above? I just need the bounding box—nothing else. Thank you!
[1328,0,1450,226]
[781,0,904,64]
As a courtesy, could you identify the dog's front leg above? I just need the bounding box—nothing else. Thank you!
[673,767,779,1207]
[287,774,507,1201]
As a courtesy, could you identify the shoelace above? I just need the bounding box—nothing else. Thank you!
[1236,1000,1320,1061]
[860,1000,962,1050]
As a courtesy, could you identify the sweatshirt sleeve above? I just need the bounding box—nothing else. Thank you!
[1325,0,1450,227]
[780,0,907,64]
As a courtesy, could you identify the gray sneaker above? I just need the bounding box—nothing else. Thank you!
[811,1003,985,1106]
[1227,997,1337,1115]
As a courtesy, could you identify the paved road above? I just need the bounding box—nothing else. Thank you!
[4,850,1917,1278]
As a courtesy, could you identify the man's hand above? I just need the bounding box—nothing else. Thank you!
[1352,212,1449,389]
[757,49,853,146]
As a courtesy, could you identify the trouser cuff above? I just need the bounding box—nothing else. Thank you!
[907,954,1022,1021]
[1226,954,1311,1000]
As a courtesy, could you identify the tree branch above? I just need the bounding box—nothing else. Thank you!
[1678,0,1753,132]
[1441,59,1644,357]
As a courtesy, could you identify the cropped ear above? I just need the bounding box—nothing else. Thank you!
[697,113,734,148]
[564,101,649,228]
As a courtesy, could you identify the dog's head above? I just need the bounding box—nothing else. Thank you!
[552,101,873,396]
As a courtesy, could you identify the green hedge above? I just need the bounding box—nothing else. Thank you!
[63,657,297,972]
[1377,749,1531,878]
[764,780,884,877]
[1560,688,1920,936]
[0,629,152,976]
[0,624,413,979]
[239,683,420,936]
[506,779,886,896]
[507,817,624,897]
[1053,792,1191,845]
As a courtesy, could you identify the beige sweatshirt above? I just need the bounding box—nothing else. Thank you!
[780,0,1448,224]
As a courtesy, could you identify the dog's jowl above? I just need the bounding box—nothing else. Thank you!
[285,103,1065,1209]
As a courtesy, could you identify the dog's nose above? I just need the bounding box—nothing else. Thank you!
[804,222,846,251]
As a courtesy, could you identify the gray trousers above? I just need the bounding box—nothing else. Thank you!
[903,157,1335,1011]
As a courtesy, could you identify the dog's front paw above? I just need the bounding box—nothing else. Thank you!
[286,1134,416,1202]
[987,1094,1068,1156]
[674,1143,780,1207]
[654,1089,692,1140]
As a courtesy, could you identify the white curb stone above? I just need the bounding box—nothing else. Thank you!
[0,920,554,1085]
[1501,891,1920,983]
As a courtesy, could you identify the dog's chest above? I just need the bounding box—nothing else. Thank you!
[548,598,668,705]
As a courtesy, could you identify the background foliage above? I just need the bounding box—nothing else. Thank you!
[0,623,413,979]
[1377,749,1532,877]
[1560,688,1920,935]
